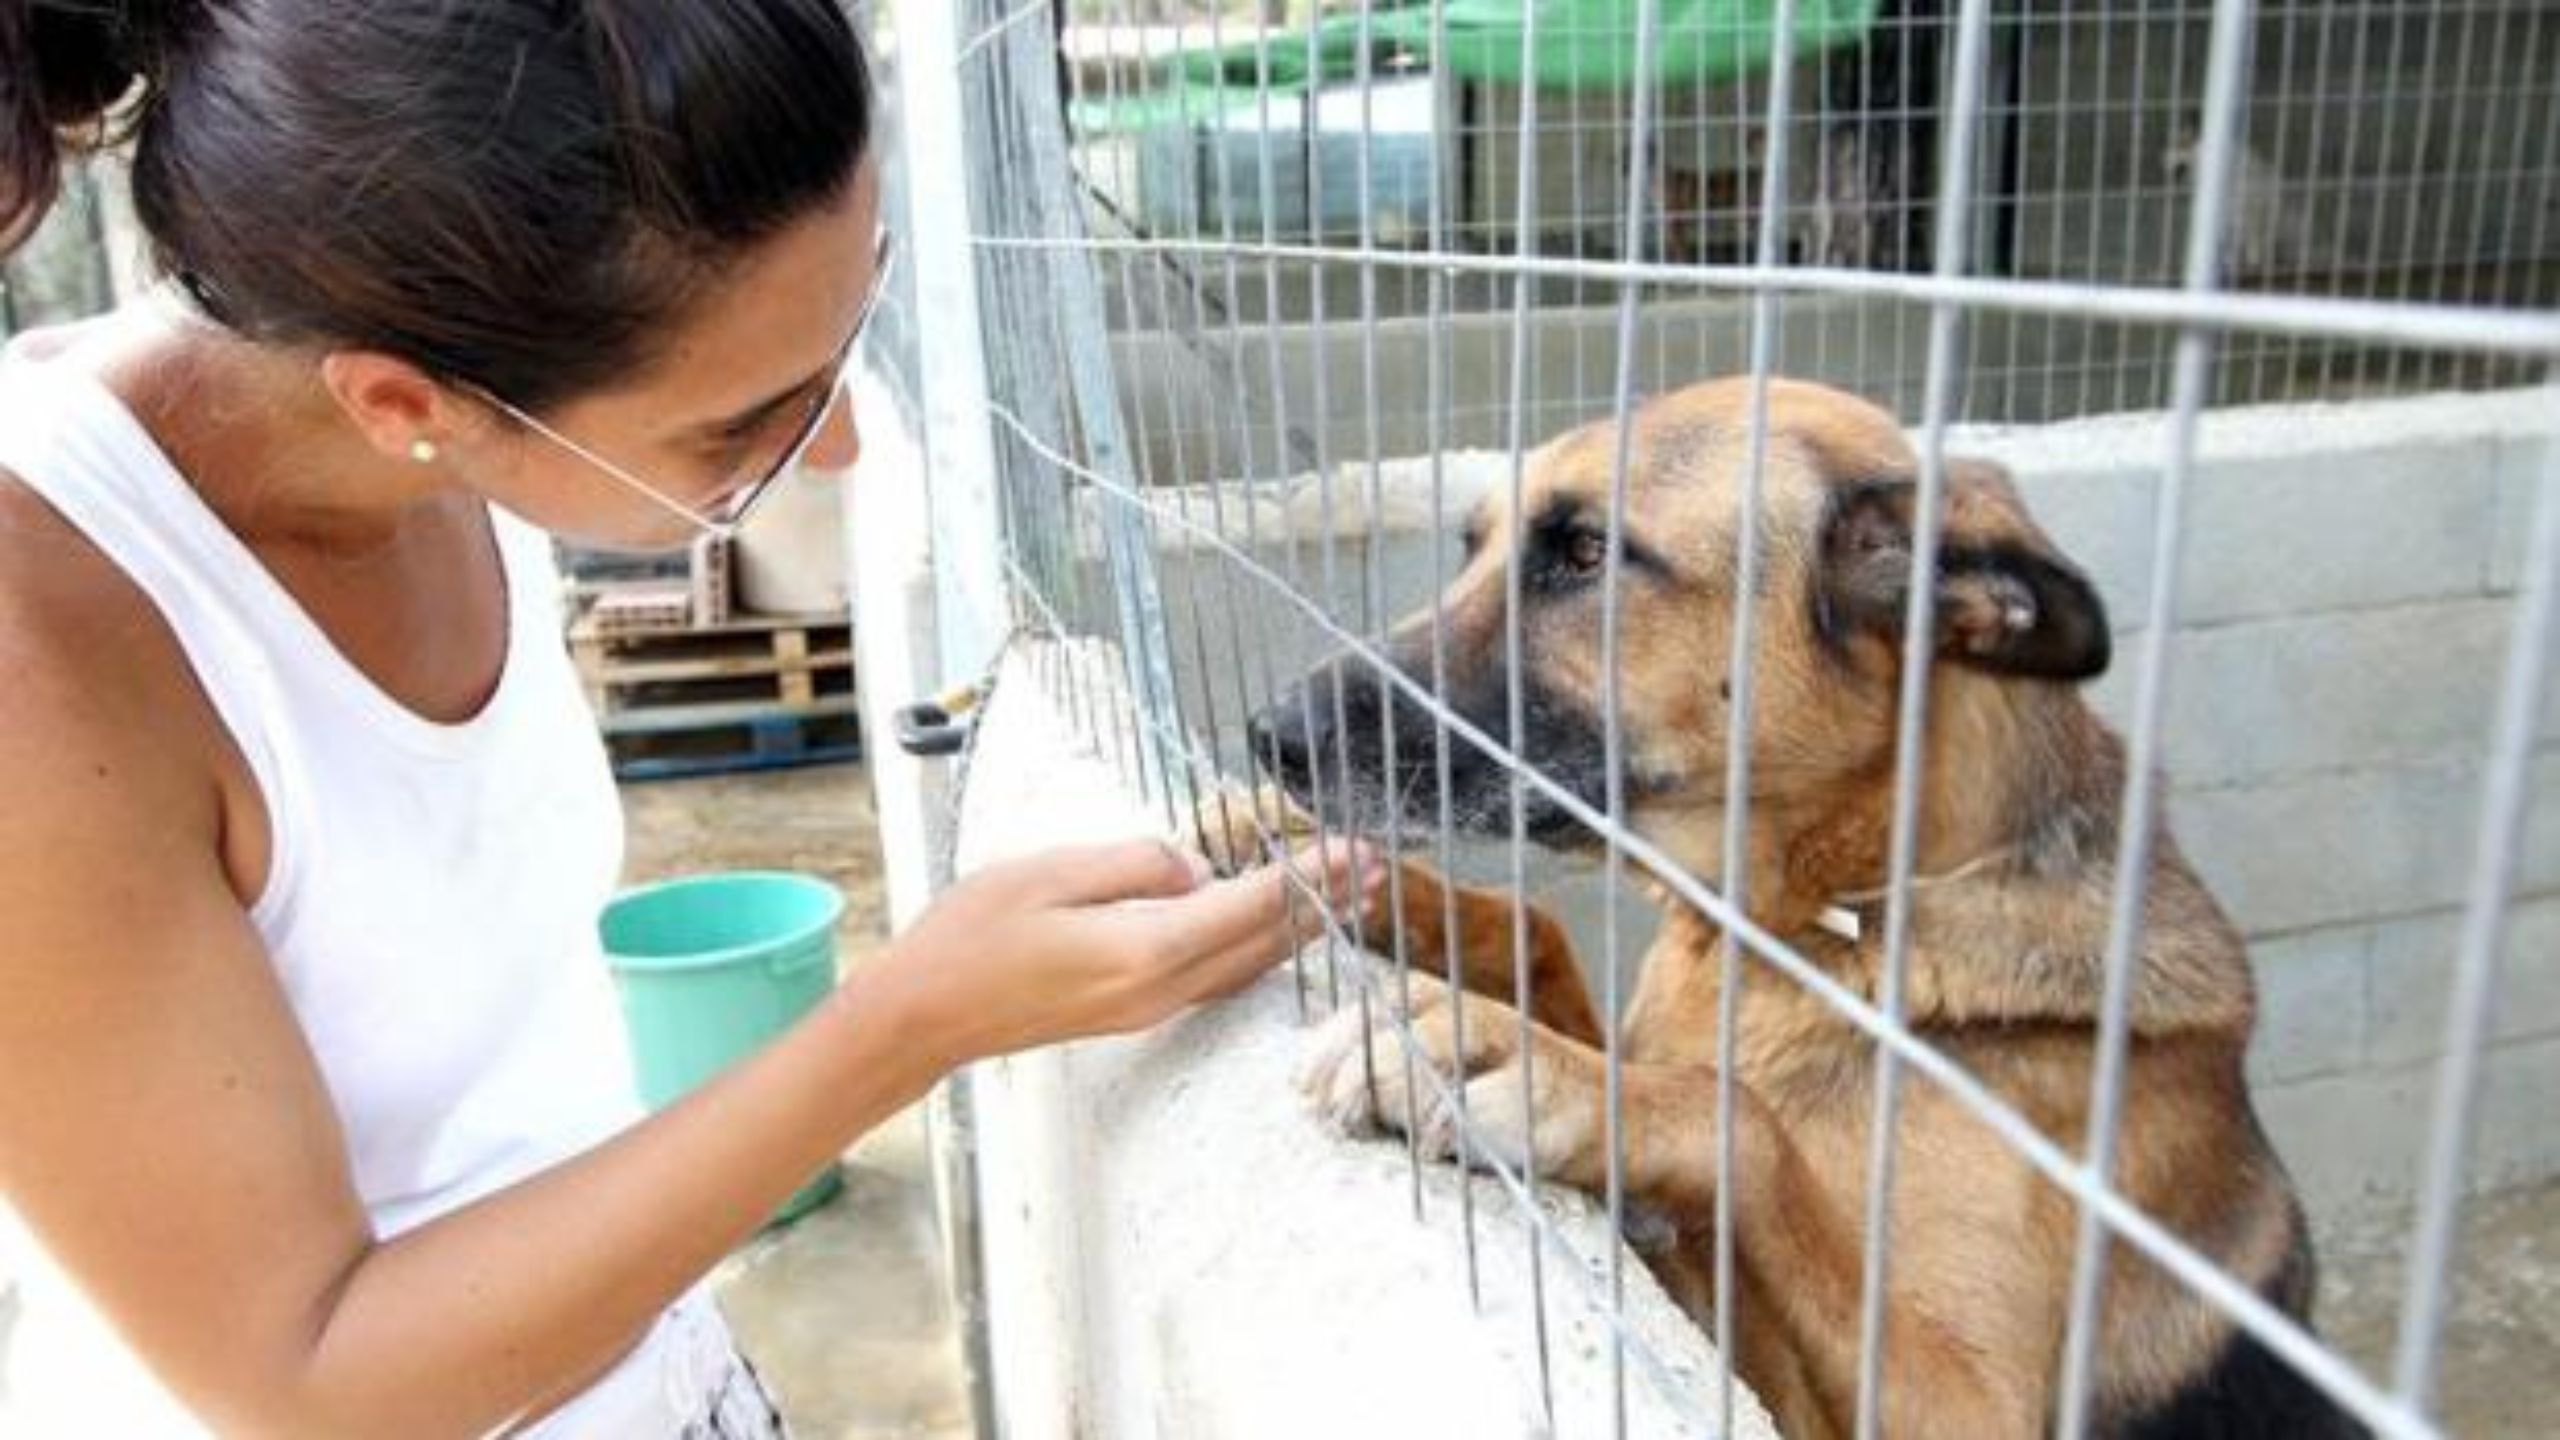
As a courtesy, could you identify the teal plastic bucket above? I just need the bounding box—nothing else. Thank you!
[601,871,848,1227]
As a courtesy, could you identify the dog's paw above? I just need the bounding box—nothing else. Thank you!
[1186,782,1317,876]
[1300,986,1606,1185]
[1295,972,1452,1110]
[1439,1058,1593,1181]
[1300,999,1427,1135]
[1299,980,1514,1151]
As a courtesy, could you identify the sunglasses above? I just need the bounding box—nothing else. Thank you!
[480,228,898,541]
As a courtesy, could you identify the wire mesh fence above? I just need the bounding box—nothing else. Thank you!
[1064,0,2557,470]
[894,0,2560,1435]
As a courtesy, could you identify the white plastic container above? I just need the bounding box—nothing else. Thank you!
[735,462,850,616]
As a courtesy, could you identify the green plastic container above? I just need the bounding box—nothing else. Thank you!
[600,871,848,1227]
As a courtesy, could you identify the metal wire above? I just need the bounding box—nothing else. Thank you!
[982,392,2448,1440]
[1419,0,1487,1308]
[1599,7,1670,1431]
[974,233,2560,356]
[925,3,2559,1435]
[1715,4,1805,1432]
[1499,0,1559,1414]
[1851,0,1996,1428]
[2054,2,2261,1432]
[2388,404,2560,1416]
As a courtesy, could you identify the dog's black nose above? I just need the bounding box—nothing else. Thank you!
[1247,673,1338,799]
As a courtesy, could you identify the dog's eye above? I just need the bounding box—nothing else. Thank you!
[1566,527,1611,574]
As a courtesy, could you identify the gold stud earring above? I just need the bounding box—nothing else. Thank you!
[410,439,439,464]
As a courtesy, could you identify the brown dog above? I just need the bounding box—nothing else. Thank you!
[1241,378,2363,1439]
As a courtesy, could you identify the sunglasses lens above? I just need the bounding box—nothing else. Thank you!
[704,236,889,531]
[716,385,845,528]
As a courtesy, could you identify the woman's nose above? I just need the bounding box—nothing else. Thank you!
[804,387,862,471]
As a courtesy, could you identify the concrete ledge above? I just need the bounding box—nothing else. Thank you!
[953,644,1771,1440]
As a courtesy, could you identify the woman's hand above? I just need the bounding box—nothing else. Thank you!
[871,836,1379,1069]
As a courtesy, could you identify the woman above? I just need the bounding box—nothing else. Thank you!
[0,3,1365,1434]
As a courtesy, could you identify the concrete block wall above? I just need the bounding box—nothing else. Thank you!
[1971,391,2560,1221]
[1086,385,2558,1232]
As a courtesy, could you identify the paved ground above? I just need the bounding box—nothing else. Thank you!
[622,763,971,1440]
[619,766,892,968]
[2319,1182,2560,1438]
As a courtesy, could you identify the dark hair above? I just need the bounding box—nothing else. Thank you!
[1,0,872,410]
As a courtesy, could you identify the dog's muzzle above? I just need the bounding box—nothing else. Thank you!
[1247,646,1584,842]
[1246,662,1359,815]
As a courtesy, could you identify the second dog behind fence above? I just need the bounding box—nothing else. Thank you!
[1247,376,2366,1440]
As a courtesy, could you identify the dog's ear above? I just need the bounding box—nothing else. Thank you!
[1816,458,2111,681]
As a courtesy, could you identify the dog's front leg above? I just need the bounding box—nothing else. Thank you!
[1305,998,1738,1220]
[1308,994,2044,1439]
[1612,1078,2051,1440]
[1358,861,1606,1046]
[1188,785,1604,1045]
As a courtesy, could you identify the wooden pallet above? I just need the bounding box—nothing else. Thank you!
[571,613,862,779]
[599,697,864,781]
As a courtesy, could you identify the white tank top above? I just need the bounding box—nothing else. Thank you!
[0,338,735,1436]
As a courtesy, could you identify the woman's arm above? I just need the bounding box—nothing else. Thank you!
[0,613,1362,1437]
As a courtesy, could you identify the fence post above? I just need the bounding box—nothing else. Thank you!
[900,0,1013,686]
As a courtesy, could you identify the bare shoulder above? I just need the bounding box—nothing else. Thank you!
[0,466,229,887]
[0,471,379,1429]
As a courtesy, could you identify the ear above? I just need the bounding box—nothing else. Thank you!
[317,350,474,463]
[1816,458,2112,681]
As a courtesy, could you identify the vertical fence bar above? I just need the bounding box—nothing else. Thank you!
[903,0,1014,685]
[2388,387,2560,1415]
[1850,0,1998,1432]
[1291,10,1360,1021]
[2458,1,2530,389]
[2287,0,2344,390]
[1116,5,1238,855]
[1067,0,1139,792]
[2319,3,2377,396]
[1421,0,1486,1307]
[1235,13,1325,1018]
[2051,2,2256,1434]
[983,3,1087,720]
[1103,3,1198,829]
[1499,0,1558,1418]
[1193,3,1298,897]
[1601,4,1670,1429]
[1351,0,1432,1221]
[2245,2,2302,399]
[2105,0,2158,414]
[2376,0,2437,395]
[1262,15,1354,1020]
[1715,0,1803,1431]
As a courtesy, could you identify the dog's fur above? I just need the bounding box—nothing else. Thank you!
[1242,378,2363,1439]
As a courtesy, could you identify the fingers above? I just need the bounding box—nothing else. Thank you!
[1207,839,1378,951]
[1034,838,1210,906]
[1147,839,1387,998]
[1181,893,1328,1005]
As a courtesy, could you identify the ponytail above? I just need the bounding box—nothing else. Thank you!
[0,1,195,248]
